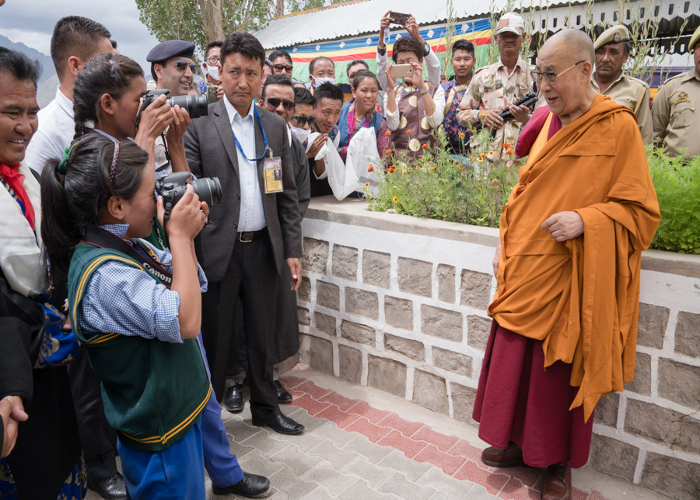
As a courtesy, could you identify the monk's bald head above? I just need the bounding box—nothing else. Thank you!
[536,29,597,126]
[541,29,595,66]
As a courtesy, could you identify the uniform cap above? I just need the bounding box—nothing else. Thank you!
[594,25,631,50]
[689,25,700,53]
[147,40,196,63]
[495,12,525,36]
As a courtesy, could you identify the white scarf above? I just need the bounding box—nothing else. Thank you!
[0,162,46,297]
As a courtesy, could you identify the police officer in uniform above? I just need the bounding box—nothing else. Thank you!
[146,40,198,173]
[591,25,653,144]
[652,25,700,157]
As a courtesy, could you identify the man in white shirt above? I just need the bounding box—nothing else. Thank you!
[24,16,114,175]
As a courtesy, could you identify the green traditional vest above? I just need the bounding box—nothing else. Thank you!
[67,242,210,452]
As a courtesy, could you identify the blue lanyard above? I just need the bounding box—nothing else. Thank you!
[233,106,270,162]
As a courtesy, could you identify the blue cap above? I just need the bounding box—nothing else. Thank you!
[147,40,195,63]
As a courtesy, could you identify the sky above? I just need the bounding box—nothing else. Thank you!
[0,0,160,75]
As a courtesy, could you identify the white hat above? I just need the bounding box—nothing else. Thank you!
[495,12,525,36]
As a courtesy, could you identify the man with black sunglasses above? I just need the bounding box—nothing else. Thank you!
[148,39,197,97]
[147,40,199,174]
[269,49,294,79]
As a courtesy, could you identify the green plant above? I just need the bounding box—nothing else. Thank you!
[366,130,520,227]
[648,147,700,254]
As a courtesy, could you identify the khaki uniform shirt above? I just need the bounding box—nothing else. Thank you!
[652,69,700,157]
[592,72,653,144]
[457,57,533,161]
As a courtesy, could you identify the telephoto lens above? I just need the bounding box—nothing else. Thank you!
[189,177,222,207]
[167,94,209,118]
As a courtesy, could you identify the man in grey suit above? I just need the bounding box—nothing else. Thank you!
[184,32,305,439]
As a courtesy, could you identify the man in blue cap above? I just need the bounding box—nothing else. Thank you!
[147,39,197,96]
[146,40,201,173]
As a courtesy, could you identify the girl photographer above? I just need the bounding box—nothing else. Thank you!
[73,53,191,174]
[69,50,263,497]
[41,134,210,499]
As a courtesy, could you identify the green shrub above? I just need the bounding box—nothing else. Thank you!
[367,136,699,255]
[366,130,520,227]
[648,147,700,254]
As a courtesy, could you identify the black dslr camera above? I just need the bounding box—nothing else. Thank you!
[156,172,222,226]
[136,88,214,128]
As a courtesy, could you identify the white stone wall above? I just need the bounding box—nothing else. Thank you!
[297,198,700,500]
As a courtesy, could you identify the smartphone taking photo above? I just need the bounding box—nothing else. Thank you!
[390,64,414,80]
[389,11,410,26]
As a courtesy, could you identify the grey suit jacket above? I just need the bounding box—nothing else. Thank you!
[184,99,302,283]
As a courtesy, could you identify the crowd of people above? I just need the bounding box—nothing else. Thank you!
[0,5,697,500]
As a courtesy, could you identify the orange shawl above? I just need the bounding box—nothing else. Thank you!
[488,94,660,422]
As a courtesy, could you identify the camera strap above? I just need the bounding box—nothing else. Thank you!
[83,228,173,287]
[232,106,270,162]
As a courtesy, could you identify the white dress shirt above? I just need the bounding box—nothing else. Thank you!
[223,95,266,232]
[24,87,74,174]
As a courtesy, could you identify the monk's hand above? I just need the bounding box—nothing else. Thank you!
[508,104,531,124]
[482,109,504,129]
[492,240,502,277]
[541,211,584,242]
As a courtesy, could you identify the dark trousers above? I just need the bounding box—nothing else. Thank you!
[201,235,279,418]
[68,347,118,482]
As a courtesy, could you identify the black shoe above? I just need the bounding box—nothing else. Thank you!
[224,384,244,413]
[252,411,304,435]
[212,472,271,498]
[88,472,127,500]
[275,380,293,404]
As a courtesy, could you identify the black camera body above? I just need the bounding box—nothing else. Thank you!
[156,172,222,226]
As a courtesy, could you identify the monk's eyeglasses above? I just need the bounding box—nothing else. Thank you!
[532,60,585,84]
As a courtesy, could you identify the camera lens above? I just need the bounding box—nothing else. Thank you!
[190,177,222,207]
[167,94,209,118]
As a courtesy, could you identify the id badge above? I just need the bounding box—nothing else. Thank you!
[263,156,283,194]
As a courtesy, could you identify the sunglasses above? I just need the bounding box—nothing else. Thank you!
[174,60,198,73]
[291,115,315,126]
[272,64,293,72]
[266,97,295,111]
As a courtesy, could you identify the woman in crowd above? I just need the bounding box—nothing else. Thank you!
[337,69,389,162]
[384,37,445,156]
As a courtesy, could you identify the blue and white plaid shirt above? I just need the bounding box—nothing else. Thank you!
[78,224,208,344]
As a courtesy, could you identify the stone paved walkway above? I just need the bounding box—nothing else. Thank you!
[203,367,666,500]
[87,366,668,500]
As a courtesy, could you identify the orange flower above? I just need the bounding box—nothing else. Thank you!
[458,132,466,139]
[408,168,413,172]
[385,149,392,155]
[453,160,458,164]
[430,166,436,170]
[421,144,428,150]
[491,178,499,184]
[477,157,484,162]
[479,152,486,158]
[392,196,398,203]
[368,165,374,172]
[385,130,392,136]
[365,182,370,188]
[388,165,396,173]
[503,142,511,149]
[479,112,487,119]
[506,148,515,155]
[406,129,413,134]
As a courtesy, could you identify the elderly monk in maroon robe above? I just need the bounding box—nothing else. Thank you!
[472,29,660,500]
